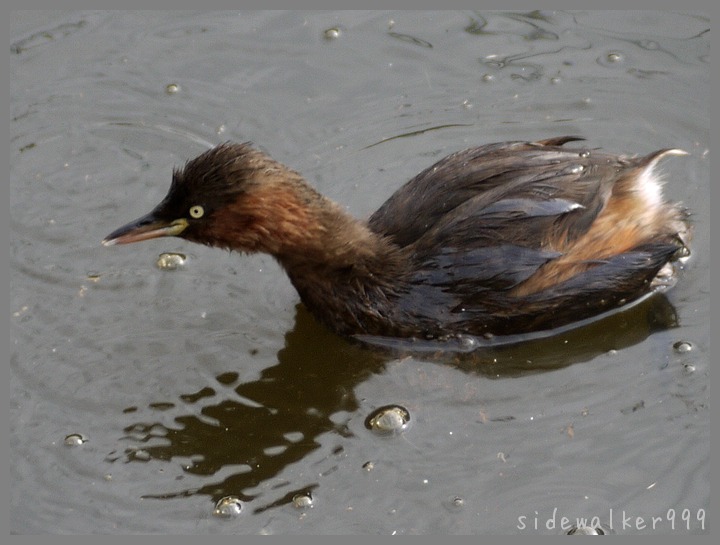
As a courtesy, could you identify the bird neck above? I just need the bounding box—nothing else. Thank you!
[274,194,406,285]
[261,185,409,335]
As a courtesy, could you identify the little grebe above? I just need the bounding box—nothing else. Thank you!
[103,137,690,340]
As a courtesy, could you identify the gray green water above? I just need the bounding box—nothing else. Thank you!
[11,11,709,534]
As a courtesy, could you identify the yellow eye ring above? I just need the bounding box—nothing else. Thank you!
[189,205,204,219]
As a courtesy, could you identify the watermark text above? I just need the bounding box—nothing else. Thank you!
[517,507,705,532]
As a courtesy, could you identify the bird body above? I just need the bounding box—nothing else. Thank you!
[104,137,690,340]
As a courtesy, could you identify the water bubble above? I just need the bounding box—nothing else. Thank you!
[292,491,315,509]
[365,405,411,435]
[550,76,562,85]
[63,433,87,446]
[156,252,187,270]
[323,27,341,40]
[566,522,609,535]
[443,495,465,512]
[597,51,625,68]
[481,73,495,83]
[673,245,691,262]
[213,496,243,518]
[362,461,375,471]
[682,362,696,374]
[165,83,181,94]
[579,150,590,158]
[673,340,693,353]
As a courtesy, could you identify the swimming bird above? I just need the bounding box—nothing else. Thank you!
[103,137,690,340]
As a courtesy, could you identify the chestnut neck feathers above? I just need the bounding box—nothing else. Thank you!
[170,144,396,265]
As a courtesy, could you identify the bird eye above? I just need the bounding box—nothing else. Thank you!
[189,205,204,219]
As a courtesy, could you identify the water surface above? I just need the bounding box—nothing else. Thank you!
[10,11,709,534]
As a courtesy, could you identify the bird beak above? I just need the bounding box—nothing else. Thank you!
[102,213,189,246]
